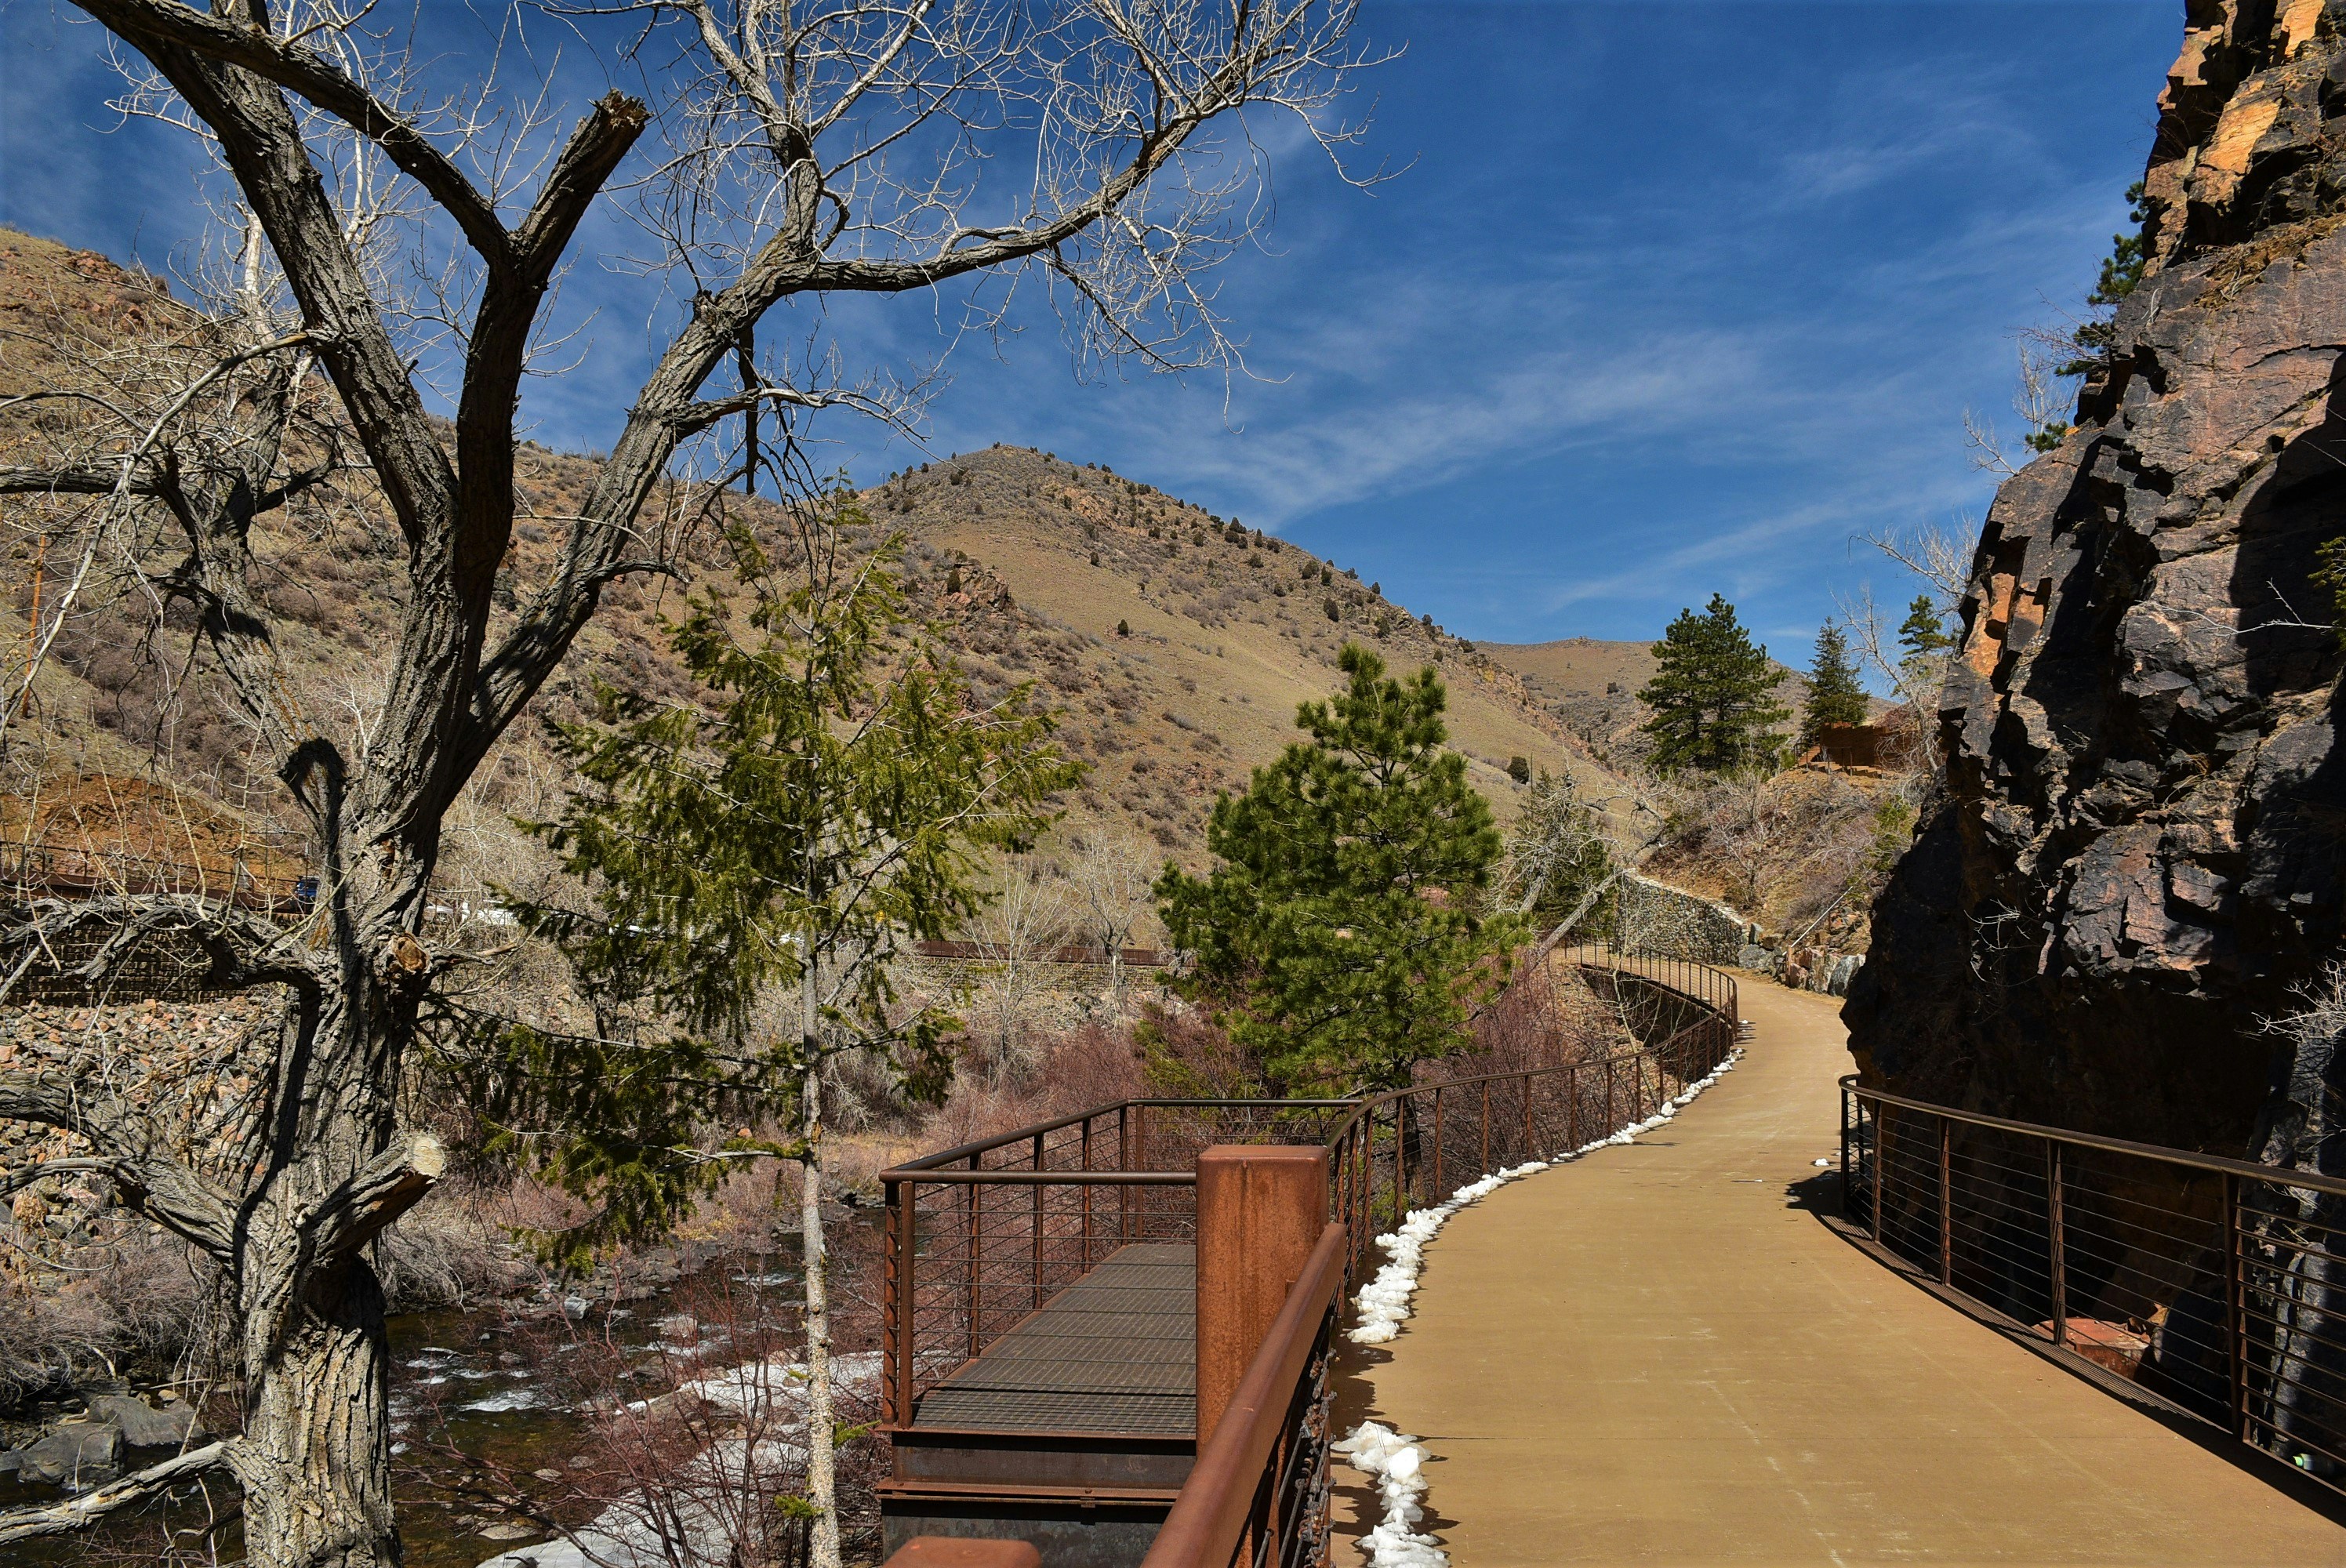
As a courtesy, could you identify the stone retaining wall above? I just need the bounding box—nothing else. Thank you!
[1613,873,1867,999]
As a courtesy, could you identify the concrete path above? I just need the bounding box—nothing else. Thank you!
[1332,978,2346,1566]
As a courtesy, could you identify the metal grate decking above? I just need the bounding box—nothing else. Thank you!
[911,1242,1197,1435]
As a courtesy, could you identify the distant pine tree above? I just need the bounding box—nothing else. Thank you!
[1799,622,1868,750]
[2061,180,2152,377]
[1898,594,1953,658]
[1638,593,1791,775]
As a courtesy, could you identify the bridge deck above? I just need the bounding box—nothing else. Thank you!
[913,1242,1196,1436]
[1334,978,2346,1564]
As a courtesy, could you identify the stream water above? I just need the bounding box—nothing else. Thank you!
[5,1255,805,1568]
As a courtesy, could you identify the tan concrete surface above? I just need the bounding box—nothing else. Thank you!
[1333,978,2346,1566]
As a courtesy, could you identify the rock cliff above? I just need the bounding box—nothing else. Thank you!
[1847,0,2346,1156]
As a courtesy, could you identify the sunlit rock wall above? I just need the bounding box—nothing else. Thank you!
[1848,0,2346,1155]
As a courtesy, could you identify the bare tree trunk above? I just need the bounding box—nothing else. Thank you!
[800,946,841,1568]
[234,1258,396,1568]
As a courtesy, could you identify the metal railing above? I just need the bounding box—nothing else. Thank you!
[878,944,1744,1565]
[1142,1224,1348,1568]
[1843,1076,2346,1493]
[877,1098,1354,1427]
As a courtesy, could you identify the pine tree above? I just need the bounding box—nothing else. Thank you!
[1637,593,1791,775]
[481,509,1077,1563]
[1898,594,1953,658]
[2061,180,2152,376]
[1156,645,1517,1093]
[1799,622,1868,749]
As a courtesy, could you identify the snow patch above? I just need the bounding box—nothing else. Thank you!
[1333,1422,1444,1568]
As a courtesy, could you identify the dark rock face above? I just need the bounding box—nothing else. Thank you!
[1848,0,2346,1155]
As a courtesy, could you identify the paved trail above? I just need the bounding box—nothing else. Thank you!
[1333,978,2346,1566]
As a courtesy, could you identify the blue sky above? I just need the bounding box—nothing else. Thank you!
[0,1,2177,662]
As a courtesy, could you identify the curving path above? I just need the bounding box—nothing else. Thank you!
[1332,977,2346,1566]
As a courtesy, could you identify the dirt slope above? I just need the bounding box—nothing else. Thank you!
[0,228,1627,893]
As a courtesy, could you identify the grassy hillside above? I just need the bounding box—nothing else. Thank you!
[0,229,1625,906]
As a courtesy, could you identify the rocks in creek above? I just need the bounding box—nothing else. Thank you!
[1850,0,2346,1156]
[85,1393,205,1449]
[13,1421,121,1486]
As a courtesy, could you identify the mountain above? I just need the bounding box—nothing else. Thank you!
[0,228,1625,903]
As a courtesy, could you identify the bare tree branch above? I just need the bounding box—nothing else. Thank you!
[0,1442,232,1544]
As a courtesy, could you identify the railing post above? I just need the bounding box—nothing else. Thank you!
[1433,1085,1445,1194]
[1839,1082,1850,1218]
[1873,1104,1887,1247]
[1396,1098,1411,1222]
[2226,1172,2247,1440]
[1196,1145,1329,1448]
[1938,1115,1953,1287]
[887,1178,915,1425]
[965,1158,982,1361]
[1568,1064,1579,1151]
[2046,1142,2065,1348]
[1081,1116,1095,1271]
[1119,1105,1134,1243]
[1481,1079,1492,1174]
[1521,1070,1534,1163]
[1031,1131,1046,1311]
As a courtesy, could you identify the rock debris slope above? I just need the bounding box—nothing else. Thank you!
[1850,0,2346,1156]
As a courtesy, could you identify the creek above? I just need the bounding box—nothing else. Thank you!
[3,1254,806,1568]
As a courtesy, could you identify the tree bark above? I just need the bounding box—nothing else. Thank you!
[231,1256,398,1568]
[800,945,841,1568]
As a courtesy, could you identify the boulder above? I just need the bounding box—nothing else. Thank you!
[13,1421,121,1486]
[88,1393,206,1450]
[1850,1,2346,1156]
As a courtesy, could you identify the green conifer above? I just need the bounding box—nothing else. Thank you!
[1156,645,1517,1093]
[1799,622,1868,750]
[1637,593,1791,775]
[1898,594,1953,658]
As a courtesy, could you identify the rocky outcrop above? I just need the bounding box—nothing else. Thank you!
[1848,1,2346,1153]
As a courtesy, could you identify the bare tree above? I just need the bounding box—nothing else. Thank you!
[967,858,1071,1077]
[0,2,1375,1563]
[1067,825,1160,1004]
[1858,520,1977,612]
[1961,333,2079,477]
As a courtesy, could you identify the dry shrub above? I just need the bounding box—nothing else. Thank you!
[928,1021,1147,1148]
[376,1193,528,1312]
[1135,1002,1272,1099]
[0,1243,209,1404]
[1445,958,1625,1081]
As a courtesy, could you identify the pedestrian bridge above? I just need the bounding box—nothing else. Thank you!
[876,949,2346,1568]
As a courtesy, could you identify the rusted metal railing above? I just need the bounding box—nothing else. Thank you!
[879,945,1744,1566]
[1843,1076,2346,1494]
[877,1098,1354,1427]
[1141,1223,1349,1568]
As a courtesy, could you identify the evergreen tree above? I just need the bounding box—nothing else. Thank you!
[473,509,1077,1562]
[1799,622,1868,749]
[1637,593,1791,775]
[1157,645,1517,1092]
[2061,180,2152,376]
[1899,594,1954,659]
